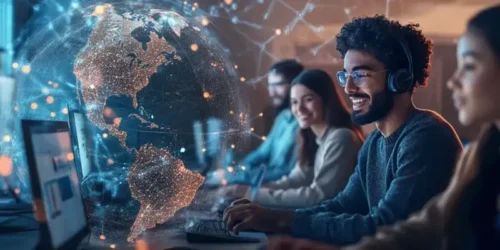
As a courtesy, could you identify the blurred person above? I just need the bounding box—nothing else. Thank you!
[236,60,303,182]
[223,69,363,208]
[223,15,463,245]
[265,6,500,250]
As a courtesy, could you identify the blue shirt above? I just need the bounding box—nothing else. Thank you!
[240,109,299,182]
[291,110,463,245]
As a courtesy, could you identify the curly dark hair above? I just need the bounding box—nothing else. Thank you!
[336,15,433,89]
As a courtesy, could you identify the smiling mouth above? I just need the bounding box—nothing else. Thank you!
[350,97,369,110]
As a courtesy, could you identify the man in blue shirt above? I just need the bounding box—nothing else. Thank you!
[223,16,462,245]
[237,60,303,182]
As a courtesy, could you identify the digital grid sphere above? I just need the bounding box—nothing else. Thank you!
[13,1,248,240]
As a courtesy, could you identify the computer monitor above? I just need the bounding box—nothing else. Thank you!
[22,120,89,250]
[68,109,91,181]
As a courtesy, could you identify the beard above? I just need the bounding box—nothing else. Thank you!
[351,89,394,125]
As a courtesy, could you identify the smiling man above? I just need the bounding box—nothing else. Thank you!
[223,15,463,246]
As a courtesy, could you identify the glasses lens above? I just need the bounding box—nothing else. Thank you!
[336,72,347,87]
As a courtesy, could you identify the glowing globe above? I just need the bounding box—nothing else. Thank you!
[14,2,248,242]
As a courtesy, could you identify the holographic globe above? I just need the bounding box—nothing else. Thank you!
[13,1,248,242]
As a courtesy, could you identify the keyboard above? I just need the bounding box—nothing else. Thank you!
[185,219,261,243]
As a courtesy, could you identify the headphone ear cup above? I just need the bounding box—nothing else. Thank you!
[388,69,412,93]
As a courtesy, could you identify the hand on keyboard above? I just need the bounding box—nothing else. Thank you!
[222,199,296,234]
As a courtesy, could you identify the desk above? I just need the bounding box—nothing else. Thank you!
[0,213,267,250]
[0,189,267,250]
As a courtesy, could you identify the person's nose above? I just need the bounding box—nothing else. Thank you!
[344,75,359,95]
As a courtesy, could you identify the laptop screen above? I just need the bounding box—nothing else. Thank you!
[68,110,91,180]
[27,122,87,248]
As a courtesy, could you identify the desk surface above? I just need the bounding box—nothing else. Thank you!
[0,189,267,250]
[0,213,267,250]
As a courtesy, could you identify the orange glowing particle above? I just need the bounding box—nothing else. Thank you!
[190,44,199,51]
[62,108,68,115]
[0,155,13,177]
[201,18,209,26]
[46,96,54,104]
[202,91,210,99]
[66,153,75,161]
[100,235,106,240]
[31,102,38,110]
[50,112,56,118]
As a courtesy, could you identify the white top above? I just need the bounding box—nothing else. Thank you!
[254,127,362,208]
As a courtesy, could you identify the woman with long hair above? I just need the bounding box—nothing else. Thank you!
[225,69,363,208]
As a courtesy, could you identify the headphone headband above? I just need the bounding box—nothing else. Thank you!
[398,38,414,84]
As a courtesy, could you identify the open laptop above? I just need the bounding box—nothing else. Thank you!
[22,119,102,250]
[68,109,92,182]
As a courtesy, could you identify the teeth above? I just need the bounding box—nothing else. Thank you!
[352,98,364,104]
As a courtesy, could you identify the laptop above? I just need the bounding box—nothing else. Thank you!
[67,109,92,182]
[22,119,102,250]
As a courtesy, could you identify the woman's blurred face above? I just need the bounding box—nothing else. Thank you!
[447,28,500,126]
[290,84,324,128]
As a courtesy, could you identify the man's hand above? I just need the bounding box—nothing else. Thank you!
[217,184,250,199]
[222,199,295,234]
[265,236,341,250]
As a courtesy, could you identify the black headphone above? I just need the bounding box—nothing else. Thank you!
[387,38,414,93]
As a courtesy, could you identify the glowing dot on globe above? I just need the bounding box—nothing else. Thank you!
[90,84,96,89]
[107,159,114,165]
[3,135,11,142]
[42,87,50,95]
[241,165,246,170]
[190,44,199,51]
[180,147,186,153]
[103,133,109,139]
[66,152,75,161]
[262,136,267,141]
[13,106,18,112]
[250,127,254,132]
[191,6,196,11]
[276,29,282,35]
[194,2,199,7]
[62,108,68,115]
[100,235,106,240]
[201,18,209,26]
[202,91,210,99]
[93,5,106,16]
[229,110,234,115]
[22,65,31,74]
[12,62,19,69]
[183,1,187,5]
[50,112,56,117]
[31,102,38,110]
[202,148,206,152]
[46,96,54,104]
[231,144,235,149]
[14,188,20,195]
[53,83,59,88]
[0,155,13,177]
[234,65,238,69]
[227,166,234,172]
[240,77,246,82]
[110,244,116,249]
[224,0,233,5]
[259,112,263,117]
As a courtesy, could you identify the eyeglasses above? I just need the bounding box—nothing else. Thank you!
[336,70,387,88]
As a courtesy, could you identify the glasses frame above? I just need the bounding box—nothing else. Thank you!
[336,69,388,88]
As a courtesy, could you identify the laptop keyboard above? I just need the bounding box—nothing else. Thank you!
[189,219,232,236]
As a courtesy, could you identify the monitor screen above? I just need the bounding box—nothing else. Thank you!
[69,111,91,180]
[29,124,87,248]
